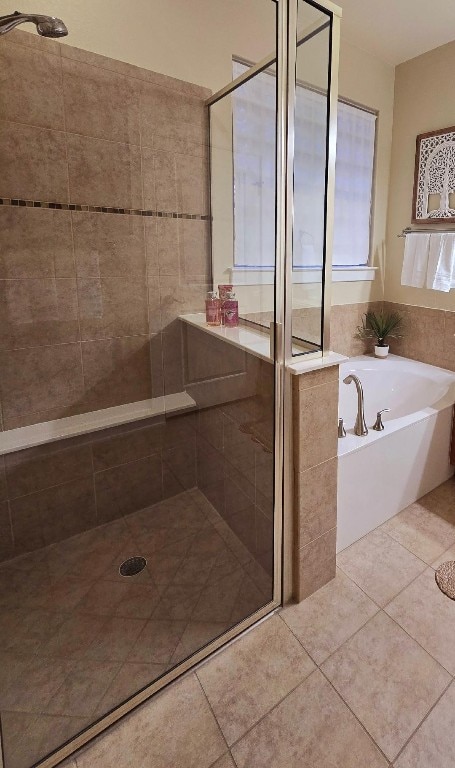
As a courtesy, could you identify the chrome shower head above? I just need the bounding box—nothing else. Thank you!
[0,10,68,37]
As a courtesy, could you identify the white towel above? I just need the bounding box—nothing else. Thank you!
[426,233,455,292]
[401,232,430,287]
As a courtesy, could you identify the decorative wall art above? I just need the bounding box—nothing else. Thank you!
[412,125,455,223]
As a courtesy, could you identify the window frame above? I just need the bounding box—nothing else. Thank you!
[231,55,379,282]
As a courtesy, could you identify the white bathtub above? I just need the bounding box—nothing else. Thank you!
[337,355,455,552]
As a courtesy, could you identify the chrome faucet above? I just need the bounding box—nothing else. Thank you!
[343,374,368,436]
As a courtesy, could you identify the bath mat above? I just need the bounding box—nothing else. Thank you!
[435,561,455,600]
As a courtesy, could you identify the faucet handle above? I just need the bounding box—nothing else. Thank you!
[372,408,390,431]
[338,418,346,438]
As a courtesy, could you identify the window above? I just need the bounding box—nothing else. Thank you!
[232,61,377,272]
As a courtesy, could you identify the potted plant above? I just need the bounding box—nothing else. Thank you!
[356,310,404,358]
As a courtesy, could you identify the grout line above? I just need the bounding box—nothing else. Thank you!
[317,664,394,764]
[391,676,454,764]
[195,674,231,755]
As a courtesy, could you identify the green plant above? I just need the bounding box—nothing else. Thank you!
[356,310,404,347]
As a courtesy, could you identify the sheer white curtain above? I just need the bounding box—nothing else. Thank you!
[232,62,377,269]
[333,102,376,266]
[232,61,276,267]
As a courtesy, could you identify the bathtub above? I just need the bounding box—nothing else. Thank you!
[337,355,455,552]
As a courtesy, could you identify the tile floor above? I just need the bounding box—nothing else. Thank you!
[55,476,455,768]
[0,489,272,768]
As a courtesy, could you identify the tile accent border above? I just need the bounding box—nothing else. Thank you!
[0,197,210,220]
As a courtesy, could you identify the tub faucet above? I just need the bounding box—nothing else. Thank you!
[343,374,368,436]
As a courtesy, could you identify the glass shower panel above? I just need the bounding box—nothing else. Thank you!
[291,3,332,354]
[0,6,278,768]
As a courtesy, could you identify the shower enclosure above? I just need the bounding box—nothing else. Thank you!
[0,1,339,766]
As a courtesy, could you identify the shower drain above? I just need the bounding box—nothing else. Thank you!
[119,556,147,577]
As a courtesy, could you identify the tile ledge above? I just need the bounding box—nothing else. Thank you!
[286,351,348,375]
[0,392,196,455]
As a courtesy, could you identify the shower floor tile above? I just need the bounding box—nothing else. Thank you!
[0,489,271,768]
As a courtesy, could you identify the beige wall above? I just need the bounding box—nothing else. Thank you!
[385,40,455,311]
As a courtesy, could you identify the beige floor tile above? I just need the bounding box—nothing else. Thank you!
[381,501,455,565]
[385,567,455,675]
[337,529,426,606]
[85,617,147,662]
[431,542,455,569]
[395,681,455,768]
[231,669,387,768]
[96,662,167,716]
[321,611,450,761]
[74,674,225,768]
[197,615,314,746]
[281,569,378,664]
[210,754,236,768]
[1,710,89,768]
[44,659,121,718]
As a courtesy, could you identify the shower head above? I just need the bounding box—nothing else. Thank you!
[0,10,68,37]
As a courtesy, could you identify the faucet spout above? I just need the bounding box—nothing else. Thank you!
[343,374,368,436]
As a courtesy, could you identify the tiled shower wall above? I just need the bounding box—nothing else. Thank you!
[0,413,197,562]
[0,29,213,562]
[0,29,211,430]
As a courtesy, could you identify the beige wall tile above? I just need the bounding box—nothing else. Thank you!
[92,422,163,472]
[72,212,146,278]
[295,527,337,602]
[95,454,163,523]
[0,500,13,561]
[77,277,148,340]
[0,343,85,422]
[175,153,210,215]
[321,612,450,761]
[0,121,68,201]
[0,208,74,279]
[231,669,387,768]
[295,457,337,548]
[67,133,142,209]
[59,38,210,99]
[0,278,79,349]
[10,476,97,552]
[145,217,179,277]
[0,40,64,130]
[297,364,339,391]
[179,219,210,280]
[294,380,338,472]
[62,58,141,144]
[3,403,85,431]
[6,28,62,54]
[330,302,382,358]
[81,336,152,411]
[383,301,446,366]
[142,148,174,212]
[5,440,93,499]
[197,615,314,745]
[75,674,225,768]
[442,311,455,368]
[140,82,208,148]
